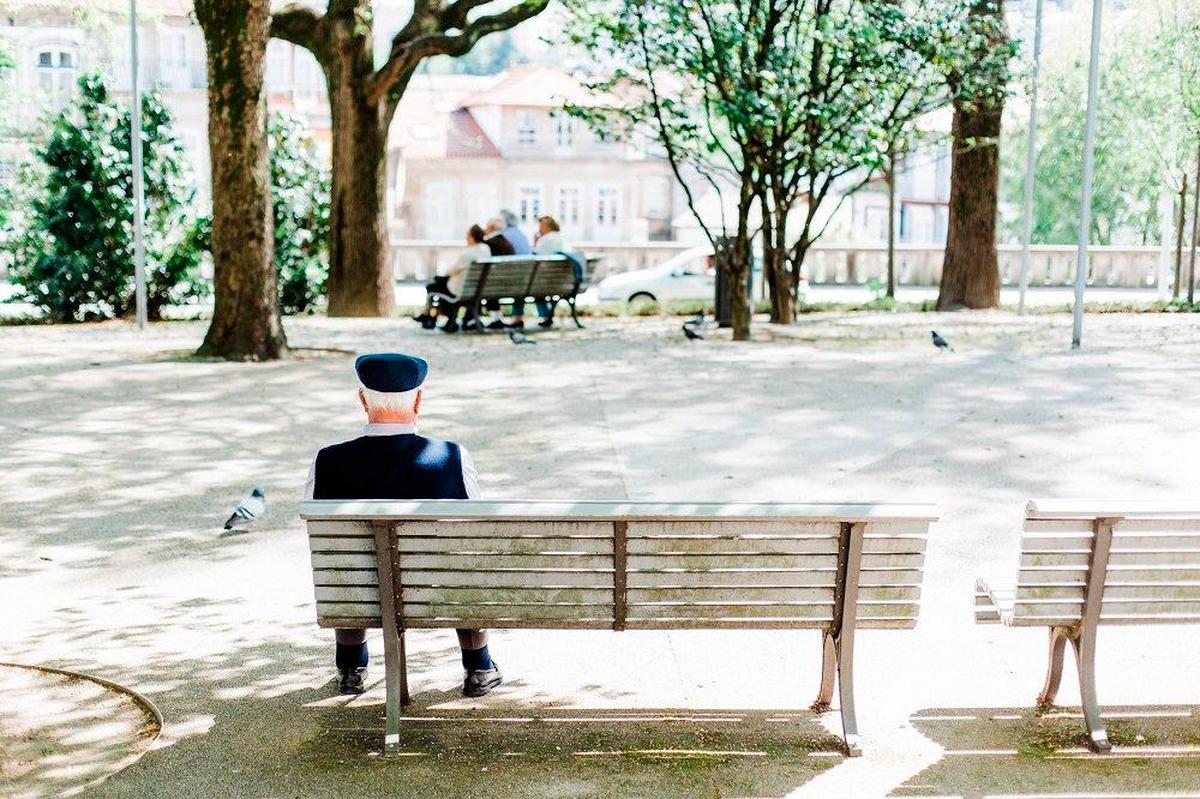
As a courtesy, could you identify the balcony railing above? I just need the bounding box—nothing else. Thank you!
[387,238,1179,290]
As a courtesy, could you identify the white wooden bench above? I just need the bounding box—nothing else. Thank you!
[300,499,937,756]
[975,500,1200,752]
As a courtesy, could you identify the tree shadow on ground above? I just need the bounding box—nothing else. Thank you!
[892,705,1200,798]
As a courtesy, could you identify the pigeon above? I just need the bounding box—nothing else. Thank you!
[508,330,536,345]
[224,487,266,530]
[930,330,954,352]
[687,313,706,327]
[682,323,704,341]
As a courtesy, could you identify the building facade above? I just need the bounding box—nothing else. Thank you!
[389,66,680,246]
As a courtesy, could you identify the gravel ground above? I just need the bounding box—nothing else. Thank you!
[2,310,1199,798]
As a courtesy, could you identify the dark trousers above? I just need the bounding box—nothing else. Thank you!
[336,628,488,650]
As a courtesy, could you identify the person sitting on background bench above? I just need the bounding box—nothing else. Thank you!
[482,217,518,330]
[413,224,489,333]
[508,215,567,330]
[304,353,502,697]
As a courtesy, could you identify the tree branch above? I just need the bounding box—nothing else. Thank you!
[367,0,548,105]
[269,4,323,56]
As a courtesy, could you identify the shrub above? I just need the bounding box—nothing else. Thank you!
[269,113,330,314]
[9,74,205,321]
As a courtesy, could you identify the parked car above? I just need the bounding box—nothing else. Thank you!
[595,246,716,305]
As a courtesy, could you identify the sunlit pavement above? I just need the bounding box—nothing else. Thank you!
[2,311,1199,797]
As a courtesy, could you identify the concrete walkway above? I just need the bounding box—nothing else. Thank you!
[2,311,1199,797]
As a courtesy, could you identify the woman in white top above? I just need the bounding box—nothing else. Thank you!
[510,215,567,329]
[414,224,490,332]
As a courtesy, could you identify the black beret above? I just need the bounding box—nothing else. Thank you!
[355,353,428,392]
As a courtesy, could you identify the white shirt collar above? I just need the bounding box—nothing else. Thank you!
[363,422,416,436]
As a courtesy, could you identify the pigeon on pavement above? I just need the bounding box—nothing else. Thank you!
[930,330,954,352]
[224,487,266,530]
[682,323,704,341]
[508,330,536,345]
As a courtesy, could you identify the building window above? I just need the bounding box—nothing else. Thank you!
[555,114,574,148]
[36,47,77,93]
[516,184,543,227]
[556,185,581,227]
[516,110,538,146]
[595,185,619,227]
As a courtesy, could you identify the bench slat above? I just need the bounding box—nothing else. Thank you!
[628,554,838,570]
[626,535,925,555]
[312,553,378,569]
[627,603,833,621]
[310,536,374,552]
[626,586,918,603]
[316,586,379,603]
[396,520,613,539]
[312,568,378,586]
[316,601,379,617]
[400,569,612,589]
[402,604,613,620]
[396,536,612,555]
[400,553,614,570]
[404,587,611,605]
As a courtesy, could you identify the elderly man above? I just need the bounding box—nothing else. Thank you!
[305,353,502,697]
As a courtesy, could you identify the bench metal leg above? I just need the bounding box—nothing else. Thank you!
[835,631,861,757]
[1036,625,1072,707]
[568,297,584,329]
[1072,629,1111,753]
[813,629,836,711]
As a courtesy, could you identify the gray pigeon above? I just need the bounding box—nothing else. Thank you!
[682,323,704,341]
[930,330,953,352]
[224,487,265,530]
[508,330,535,345]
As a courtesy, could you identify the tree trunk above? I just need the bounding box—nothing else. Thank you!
[1175,174,1188,300]
[195,0,287,360]
[1189,139,1200,305]
[937,94,1003,310]
[770,198,794,323]
[323,27,395,317]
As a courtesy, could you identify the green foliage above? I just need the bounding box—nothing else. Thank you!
[1001,2,1200,245]
[268,112,330,314]
[10,74,204,321]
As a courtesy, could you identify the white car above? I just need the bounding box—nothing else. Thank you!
[596,246,716,305]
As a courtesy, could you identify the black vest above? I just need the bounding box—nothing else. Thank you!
[312,434,467,500]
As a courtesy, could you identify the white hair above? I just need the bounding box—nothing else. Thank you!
[359,384,419,414]
[487,216,506,229]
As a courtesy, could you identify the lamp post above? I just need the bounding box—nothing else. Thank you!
[129,0,147,330]
[1072,0,1103,349]
[1017,0,1044,315]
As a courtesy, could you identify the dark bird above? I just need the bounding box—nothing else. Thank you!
[224,487,266,530]
[687,313,706,327]
[508,330,536,345]
[682,323,704,341]
[930,330,954,352]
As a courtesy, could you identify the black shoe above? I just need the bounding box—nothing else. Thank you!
[421,316,436,330]
[412,313,431,324]
[537,318,553,329]
[463,319,482,332]
[338,667,366,695]
[462,665,502,698]
[441,321,459,334]
[486,319,507,331]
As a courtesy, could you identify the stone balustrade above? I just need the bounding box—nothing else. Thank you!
[387,238,1180,290]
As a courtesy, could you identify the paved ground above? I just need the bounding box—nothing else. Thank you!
[0,664,159,798]
[2,310,1200,798]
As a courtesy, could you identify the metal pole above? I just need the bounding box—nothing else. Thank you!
[1071,0,1103,349]
[1189,138,1200,306]
[129,0,147,330]
[1017,0,1044,314]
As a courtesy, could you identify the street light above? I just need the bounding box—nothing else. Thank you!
[129,0,147,330]
[1071,0,1104,349]
[1017,0,1044,315]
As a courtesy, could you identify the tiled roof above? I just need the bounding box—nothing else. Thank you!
[444,108,499,159]
[459,65,614,109]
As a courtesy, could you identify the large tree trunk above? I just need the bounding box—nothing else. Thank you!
[323,24,395,317]
[937,1,1007,311]
[195,0,287,360]
[768,194,795,323]
[937,96,1003,310]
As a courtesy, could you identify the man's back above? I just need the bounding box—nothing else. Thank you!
[485,234,515,256]
[313,434,467,500]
